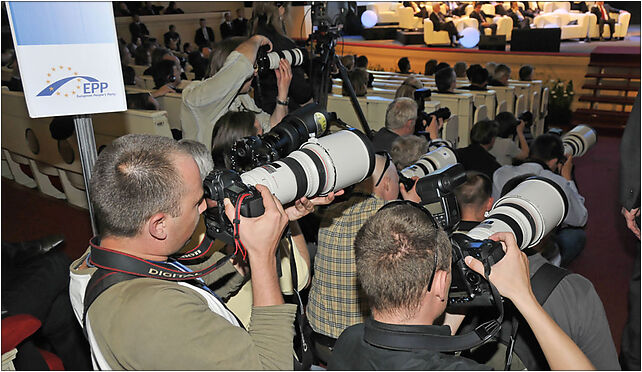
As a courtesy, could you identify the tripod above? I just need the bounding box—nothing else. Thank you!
[308,29,374,139]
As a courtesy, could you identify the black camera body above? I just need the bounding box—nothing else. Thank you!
[448,234,505,311]
[414,163,465,232]
[202,169,265,245]
[413,88,451,136]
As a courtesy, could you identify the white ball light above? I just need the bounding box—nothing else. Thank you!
[361,10,378,28]
[459,27,480,49]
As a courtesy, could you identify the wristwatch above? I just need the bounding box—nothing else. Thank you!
[276,98,289,106]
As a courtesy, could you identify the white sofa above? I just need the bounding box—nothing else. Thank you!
[423,17,453,46]
[541,1,571,14]
[587,11,631,39]
[453,15,513,41]
[366,2,403,24]
[398,6,423,29]
[533,11,590,40]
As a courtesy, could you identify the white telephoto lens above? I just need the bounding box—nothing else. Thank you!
[400,146,457,179]
[563,124,596,157]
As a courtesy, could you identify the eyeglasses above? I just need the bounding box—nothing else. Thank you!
[377,200,440,292]
[374,151,392,187]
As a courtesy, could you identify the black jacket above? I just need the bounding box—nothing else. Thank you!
[194,26,215,47]
[591,3,621,21]
[455,143,501,180]
[220,21,234,39]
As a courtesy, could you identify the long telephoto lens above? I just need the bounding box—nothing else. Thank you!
[562,124,596,158]
[400,146,458,179]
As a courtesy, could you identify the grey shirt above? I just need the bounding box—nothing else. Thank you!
[489,137,522,166]
[492,162,588,227]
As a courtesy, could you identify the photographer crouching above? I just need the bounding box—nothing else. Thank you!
[180,34,292,150]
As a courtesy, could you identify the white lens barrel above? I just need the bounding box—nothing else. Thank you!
[400,146,457,179]
[267,49,304,70]
[466,177,567,250]
[240,129,373,204]
[562,125,596,157]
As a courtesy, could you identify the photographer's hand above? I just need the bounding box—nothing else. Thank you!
[400,176,421,203]
[284,190,344,221]
[223,184,288,306]
[236,34,272,65]
[425,115,440,141]
[275,58,292,102]
[560,155,573,181]
[464,232,595,370]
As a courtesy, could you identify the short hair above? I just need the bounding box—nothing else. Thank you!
[435,67,455,92]
[341,54,355,71]
[199,18,206,22]
[183,42,192,52]
[343,68,368,97]
[207,36,247,77]
[454,171,492,209]
[178,139,213,180]
[211,110,258,168]
[152,59,177,88]
[354,203,451,315]
[90,134,189,237]
[495,111,520,138]
[395,76,423,99]
[355,55,368,69]
[424,59,438,75]
[398,57,411,73]
[470,119,499,145]
[529,134,565,162]
[485,62,497,76]
[454,62,467,78]
[435,62,451,73]
[519,65,534,81]
[385,97,418,130]
[493,63,511,80]
[466,64,489,85]
[169,24,175,30]
[390,135,429,170]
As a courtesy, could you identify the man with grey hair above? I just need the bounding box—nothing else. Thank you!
[489,64,511,87]
[372,97,418,153]
[390,135,429,171]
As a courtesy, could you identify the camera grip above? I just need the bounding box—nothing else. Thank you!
[239,192,266,218]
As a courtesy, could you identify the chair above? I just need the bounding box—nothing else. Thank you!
[2,314,65,370]
[443,115,460,148]
[473,104,489,123]
[587,11,631,39]
[398,6,423,29]
[515,94,526,117]
[366,2,402,24]
[542,1,571,13]
[423,18,452,46]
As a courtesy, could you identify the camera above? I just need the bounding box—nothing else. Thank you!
[414,163,467,232]
[312,1,348,32]
[229,104,329,172]
[562,124,596,158]
[256,45,305,73]
[413,88,451,135]
[448,177,568,309]
[204,127,375,245]
[399,145,458,191]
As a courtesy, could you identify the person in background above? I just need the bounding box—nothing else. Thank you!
[233,8,249,36]
[129,14,149,44]
[508,1,531,29]
[519,64,534,81]
[455,119,501,179]
[220,12,235,40]
[395,76,423,99]
[355,55,374,88]
[591,1,622,40]
[470,2,498,35]
[164,24,181,51]
[163,1,184,15]
[390,135,429,171]
[490,111,529,166]
[429,2,461,47]
[454,61,467,78]
[398,57,411,74]
[489,64,511,86]
[195,18,215,48]
[461,64,489,91]
[424,59,438,76]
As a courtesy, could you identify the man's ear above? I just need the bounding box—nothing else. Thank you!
[148,213,168,240]
[431,269,450,302]
[485,197,494,213]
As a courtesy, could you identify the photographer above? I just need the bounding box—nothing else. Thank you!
[307,153,421,364]
[69,134,296,369]
[489,111,529,166]
[493,134,588,266]
[455,120,502,180]
[453,174,619,370]
[328,202,595,370]
[181,35,292,150]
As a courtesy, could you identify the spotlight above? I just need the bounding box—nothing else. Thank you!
[361,10,378,28]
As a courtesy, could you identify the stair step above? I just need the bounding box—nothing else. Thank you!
[573,108,631,132]
[588,62,640,68]
[585,72,641,79]
[582,83,641,92]
[578,95,636,104]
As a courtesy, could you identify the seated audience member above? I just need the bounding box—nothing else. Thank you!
[398,57,411,74]
[435,67,457,93]
[129,14,149,43]
[455,119,501,179]
[390,135,429,170]
[163,1,184,14]
[488,63,511,86]
[470,2,497,35]
[407,1,429,19]
[328,202,596,370]
[114,2,131,17]
[462,64,489,91]
[181,35,291,149]
[183,42,194,54]
[571,1,589,13]
[233,8,249,36]
[307,153,421,364]
[220,12,235,40]
[68,134,297,370]
[493,134,588,266]
[485,62,497,78]
[119,44,136,86]
[591,1,621,40]
[519,64,534,81]
[395,76,423,99]
[424,59,438,76]
[343,68,368,97]
[250,2,312,114]
[134,42,152,66]
[341,54,356,72]
[372,97,418,152]
[3,235,91,370]
[429,3,461,47]
[152,59,181,92]
[144,48,177,76]
[508,1,531,29]
[489,111,529,165]
[163,24,181,51]
[454,61,467,78]
[187,50,208,81]
[355,55,374,88]
[435,61,451,73]
[455,175,620,370]
[195,18,215,48]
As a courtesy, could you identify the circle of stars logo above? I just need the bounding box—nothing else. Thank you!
[46,66,80,97]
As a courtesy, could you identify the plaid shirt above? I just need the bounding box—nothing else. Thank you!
[307,193,386,339]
